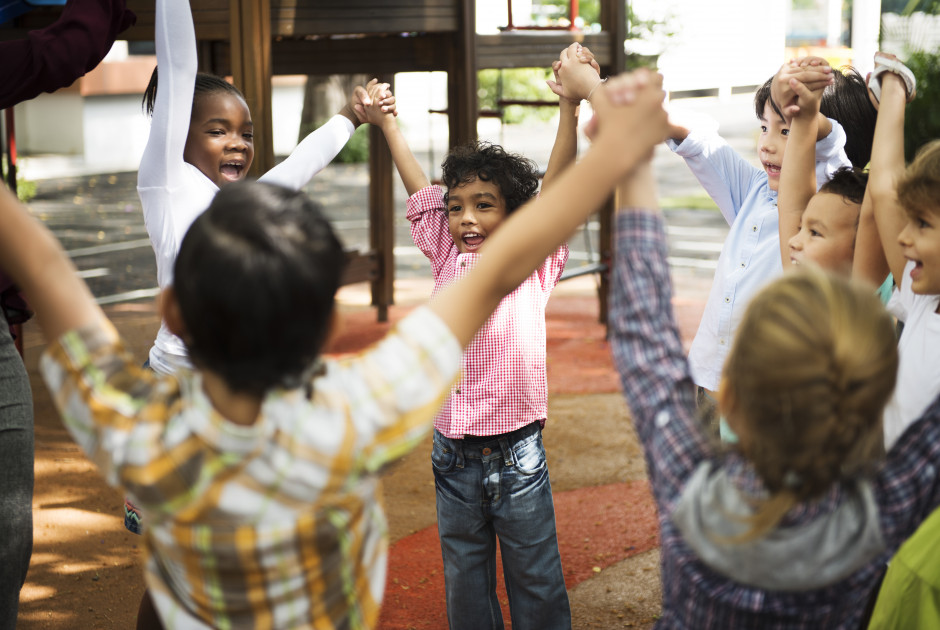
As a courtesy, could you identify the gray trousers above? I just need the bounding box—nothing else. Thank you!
[0,307,33,630]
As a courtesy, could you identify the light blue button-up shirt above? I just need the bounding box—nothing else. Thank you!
[669,120,849,391]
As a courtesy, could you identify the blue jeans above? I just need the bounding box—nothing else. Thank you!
[432,423,571,630]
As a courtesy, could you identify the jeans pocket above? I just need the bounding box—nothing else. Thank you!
[430,434,457,472]
[512,433,546,475]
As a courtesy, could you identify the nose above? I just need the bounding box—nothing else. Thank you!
[759,134,779,156]
[898,221,914,248]
[788,231,803,252]
[461,208,478,225]
[228,133,247,150]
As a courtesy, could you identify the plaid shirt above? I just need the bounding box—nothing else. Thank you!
[40,307,461,629]
[407,186,568,438]
[609,209,940,629]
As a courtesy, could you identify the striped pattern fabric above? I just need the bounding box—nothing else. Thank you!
[609,209,940,629]
[407,185,568,438]
[40,307,461,629]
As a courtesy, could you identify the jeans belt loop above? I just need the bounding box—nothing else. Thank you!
[497,436,513,466]
[455,438,466,469]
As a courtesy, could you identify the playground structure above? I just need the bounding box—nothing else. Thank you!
[1,0,627,322]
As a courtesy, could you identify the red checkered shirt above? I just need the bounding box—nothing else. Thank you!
[407,185,569,438]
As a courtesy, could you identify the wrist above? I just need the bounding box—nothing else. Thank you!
[586,77,607,102]
[339,104,361,128]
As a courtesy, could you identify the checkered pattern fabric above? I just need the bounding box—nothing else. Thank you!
[609,209,940,629]
[40,307,461,629]
[407,185,568,438]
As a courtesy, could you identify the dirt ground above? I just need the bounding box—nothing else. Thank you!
[15,280,671,629]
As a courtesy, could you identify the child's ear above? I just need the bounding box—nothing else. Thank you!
[158,287,187,339]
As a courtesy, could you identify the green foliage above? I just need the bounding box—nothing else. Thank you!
[660,193,719,211]
[0,157,35,202]
[477,68,558,125]
[536,0,600,26]
[904,50,940,162]
[332,124,370,164]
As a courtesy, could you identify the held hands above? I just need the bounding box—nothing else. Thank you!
[348,78,397,127]
[771,56,833,121]
[586,69,668,166]
[549,42,603,103]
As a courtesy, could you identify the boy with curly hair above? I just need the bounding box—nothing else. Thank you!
[358,44,603,629]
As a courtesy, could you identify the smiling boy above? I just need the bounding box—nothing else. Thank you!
[355,45,607,627]
[665,72,853,415]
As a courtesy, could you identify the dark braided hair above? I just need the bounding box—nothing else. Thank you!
[142,67,246,118]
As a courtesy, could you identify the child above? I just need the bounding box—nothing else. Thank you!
[772,58,870,276]
[357,43,601,629]
[666,64,860,416]
[607,115,940,629]
[138,0,394,379]
[0,68,667,630]
[861,54,934,450]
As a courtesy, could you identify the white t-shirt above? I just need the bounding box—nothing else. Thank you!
[884,260,940,449]
[138,0,354,375]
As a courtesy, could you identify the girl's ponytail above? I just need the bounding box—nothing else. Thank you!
[143,67,159,117]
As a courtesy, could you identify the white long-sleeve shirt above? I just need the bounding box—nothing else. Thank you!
[138,0,353,375]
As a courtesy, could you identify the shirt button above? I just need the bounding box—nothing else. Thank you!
[719,338,726,345]
[740,262,745,268]
[724,297,730,303]
[482,447,492,455]
[752,225,758,232]
[455,388,461,394]
[460,261,466,267]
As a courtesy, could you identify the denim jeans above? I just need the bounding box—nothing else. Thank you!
[0,315,33,630]
[432,423,571,630]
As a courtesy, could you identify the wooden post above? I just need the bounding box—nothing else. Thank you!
[448,0,478,148]
[229,0,274,177]
[368,76,396,323]
[595,0,627,327]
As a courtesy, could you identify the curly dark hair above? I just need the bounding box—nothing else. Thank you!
[441,141,540,214]
[819,166,868,205]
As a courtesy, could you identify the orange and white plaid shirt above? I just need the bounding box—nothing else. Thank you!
[407,185,568,439]
[40,307,461,629]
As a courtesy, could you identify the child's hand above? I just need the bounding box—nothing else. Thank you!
[351,78,396,127]
[547,43,601,104]
[586,69,668,164]
[772,57,833,120]
[552,42,603,103]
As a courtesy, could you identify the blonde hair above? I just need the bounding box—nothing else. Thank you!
[899,139,940,218]
[723,267,898,540]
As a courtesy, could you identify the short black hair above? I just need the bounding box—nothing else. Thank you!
[173,181,346,396]
[819,166,868,205]
[819,68,876,169]
[756,67,876,169]
[143,67,246,118]
[441,141,540,214]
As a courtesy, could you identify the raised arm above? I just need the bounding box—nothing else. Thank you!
[261,79,395,190]
[0,184,109,342]
[0,0,136,110]
[430,70,668,347]
[869,54,914,284]
[357,81,430,196]
[542,44,601,190]
[776,63,830,265]
[852,188,891,287]
[137,0,198,189]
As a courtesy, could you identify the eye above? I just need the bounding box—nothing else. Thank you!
[760,125,768,133]
[448,205,461,214]
[477,202,493,210]
[208,129,225,136]
[919,217,931,229]
[810,229,821,237]
[781,128,790,137]
[243,132,254,141]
